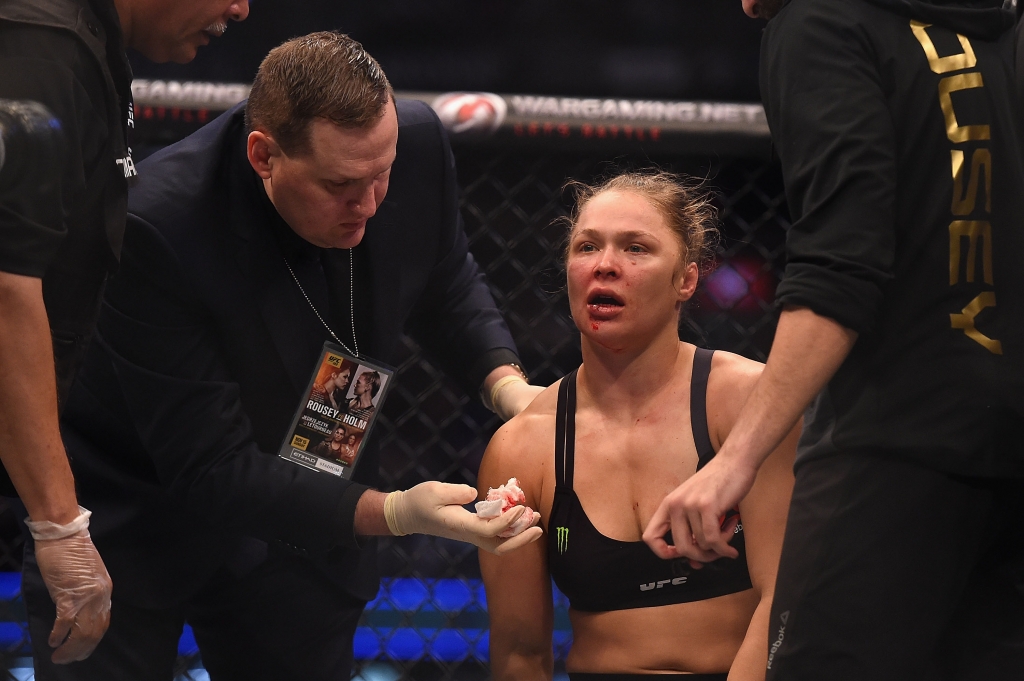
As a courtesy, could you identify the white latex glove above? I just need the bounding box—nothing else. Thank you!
[27,508,113,664]
[491,377,545,422]
[384,481,542,555]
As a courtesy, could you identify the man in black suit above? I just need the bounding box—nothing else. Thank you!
[21,32,543,681]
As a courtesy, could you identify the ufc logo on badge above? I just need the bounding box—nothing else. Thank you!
[116,154,137,178]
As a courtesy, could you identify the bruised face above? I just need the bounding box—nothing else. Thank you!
[128,0,249,63]
[249,100,398,250]
[566,190,698,351]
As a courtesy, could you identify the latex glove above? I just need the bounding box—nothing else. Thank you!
[491,377,545,422]
[27,508,112,664]
[384,481,542,555]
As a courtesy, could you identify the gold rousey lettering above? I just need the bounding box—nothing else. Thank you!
[948,221,993,285]
[910,21,1000,354]
[938,73,990,143]
[910,21,978,73]
[950,292,1002,354]
[950,149,992,215]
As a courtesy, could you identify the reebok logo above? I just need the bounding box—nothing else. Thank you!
[556,527,569,554]
[766,611,789,670]
[115,153,137,178]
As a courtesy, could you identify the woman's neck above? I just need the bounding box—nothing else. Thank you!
[354,393,373,408]
[577,325,687,418]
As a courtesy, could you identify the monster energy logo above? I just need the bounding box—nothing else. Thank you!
[556,526,569,554]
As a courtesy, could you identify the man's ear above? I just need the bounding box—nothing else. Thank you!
[246,131,280,179]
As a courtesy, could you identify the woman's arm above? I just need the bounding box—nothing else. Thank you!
[696,353,798,681]
[730,422,798,681]
[478,419,554,681]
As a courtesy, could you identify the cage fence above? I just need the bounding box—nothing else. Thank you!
[0,88,789,680]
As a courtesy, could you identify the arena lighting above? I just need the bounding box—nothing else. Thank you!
[704,255,777,314]
[0,573,572,663]
[130,80,772,157]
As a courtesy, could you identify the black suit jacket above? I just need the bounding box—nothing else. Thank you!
[61,100,519,608]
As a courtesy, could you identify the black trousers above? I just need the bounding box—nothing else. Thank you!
[22,544,365,681]
[766,452,1024,681]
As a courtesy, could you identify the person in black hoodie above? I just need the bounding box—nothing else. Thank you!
[644,1,1024,679]
[0,0,249,666]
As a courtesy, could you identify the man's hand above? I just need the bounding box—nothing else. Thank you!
[643,451,758,562]
[643,307,857,563]
[482,365,545,422]
[30,519,112,664]
[385,481,542,555]
[492,380,544,422]
[0,273,112,660]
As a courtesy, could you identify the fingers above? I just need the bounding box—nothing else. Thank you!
[481,505,525,536]
[51,617,108,664]
[438,503,527,543]
[492,525,543,556]
[666,506,722,564]
[642,502,677,560]
[51,624,95,664]
[696,509,739,560]
[48,613,73,650]
[49,592,111,664]
[432,482,478,506]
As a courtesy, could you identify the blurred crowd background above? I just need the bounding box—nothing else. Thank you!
[131,1,763,101]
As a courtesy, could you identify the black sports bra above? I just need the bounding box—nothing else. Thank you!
[547,349,752,613]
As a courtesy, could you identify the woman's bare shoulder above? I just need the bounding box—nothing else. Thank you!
[487,380,559,461]
[478,379,561,497]
[703,350,764,446]
[708,349,763,393]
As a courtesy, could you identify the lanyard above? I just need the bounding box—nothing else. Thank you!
[282,248,359,357]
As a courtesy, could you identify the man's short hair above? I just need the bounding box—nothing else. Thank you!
[245,31,393,155]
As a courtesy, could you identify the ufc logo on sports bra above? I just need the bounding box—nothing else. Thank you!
[639,577,687,591]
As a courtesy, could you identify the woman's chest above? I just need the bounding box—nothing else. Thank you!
[568,414,702,542]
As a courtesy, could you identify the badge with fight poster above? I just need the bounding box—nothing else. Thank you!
[278,343,394,479]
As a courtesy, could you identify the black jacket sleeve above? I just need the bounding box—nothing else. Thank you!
[761,6,897,333]
[0,25,97,277]
[404,114,521,393]
[94,214,367,553]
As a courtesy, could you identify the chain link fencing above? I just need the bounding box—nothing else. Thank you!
[0,92,789,680]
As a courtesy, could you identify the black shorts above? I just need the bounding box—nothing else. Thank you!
[766,452,1024,681]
